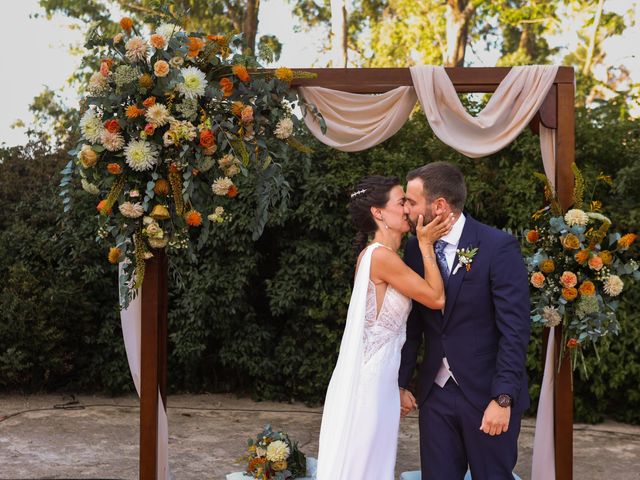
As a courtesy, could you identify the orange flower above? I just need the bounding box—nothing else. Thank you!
[560,271,578,288]
[275,67,293,83]
[567,338,579,349]
[227,185,238,198]
[139,73,154,89]
[588,255,603,271]
[574,249,590,265]
[530,272,545,289]
[108,247,122,264]
[143,96,156,108]
[169,163,180,174]
[119,17,133,31]
[231,101,244,116]
[232,64,250,82]
[207,35,226,42]
[144,123,156,136]
[153,60,170,77]
[526,230,540,243]
[153,179,170,196]
[126,105,145,118]
[561,233,581,250]
[578,281,596,296]
[107,163,123,175]
[104,119,120,133]
[100,60,112,77]
[562,287,578,301]
[618,233,637,249]
[185,209,202,227]
[599,250,613,265]
[199,129,215,148]
[539,259,555,274]
[187,36,206,57]
[149,33,167,49]
[97,199,112,215]
[219,77,233,97]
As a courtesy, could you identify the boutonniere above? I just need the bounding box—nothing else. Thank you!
[455,246,479,272]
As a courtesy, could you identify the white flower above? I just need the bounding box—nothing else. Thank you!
[101,130,125,151]
[145,103,171,127]
[156,23,183,40]
[169,56,184,68]
[88,72,110,95]
[163,130,176,147]
[274,117,293,139]
[124,140,158,171]
[603,275,624,296]
[564,209,589,227]
[129,189,141,198]
[218,153,237,169]
[225,164,240,177]
[542,306,562,328]
[266,440,290,462]
[207,206,225,223]
[119,201,144,218]
[80,110,104,143]
[177,67,207,99]
[81,179,100,195]
[211,177,234,196]
[255,446,267,458]
[125,36,149,62]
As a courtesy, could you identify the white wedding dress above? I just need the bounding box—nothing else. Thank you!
[316,243,412,480]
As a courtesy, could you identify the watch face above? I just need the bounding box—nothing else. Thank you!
[497,394,512,407]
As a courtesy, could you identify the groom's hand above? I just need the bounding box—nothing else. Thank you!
[400,388,417,417]
[480,400,510,436]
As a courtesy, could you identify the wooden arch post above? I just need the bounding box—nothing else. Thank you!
[138,66,575,480]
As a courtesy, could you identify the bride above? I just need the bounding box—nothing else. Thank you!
[316,175,452,479]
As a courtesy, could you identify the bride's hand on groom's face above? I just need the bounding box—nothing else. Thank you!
[417,213,455,245]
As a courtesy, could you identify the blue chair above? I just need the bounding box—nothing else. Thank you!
[400,471,521,480]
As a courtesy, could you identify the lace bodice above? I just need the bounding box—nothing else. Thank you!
[363,280,412,363]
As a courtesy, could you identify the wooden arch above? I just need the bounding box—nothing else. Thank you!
[139,66,575,480]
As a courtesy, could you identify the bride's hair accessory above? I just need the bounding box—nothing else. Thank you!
[350,189,367,198]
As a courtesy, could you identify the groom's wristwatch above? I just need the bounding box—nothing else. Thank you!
[495,394,513,408]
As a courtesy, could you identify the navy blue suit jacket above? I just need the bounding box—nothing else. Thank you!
[398,214,531,414]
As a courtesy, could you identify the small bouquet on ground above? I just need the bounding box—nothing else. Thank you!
[242,424,307,480]
[523,165,639,373]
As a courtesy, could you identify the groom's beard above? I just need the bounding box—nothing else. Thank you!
[408,211,434,234]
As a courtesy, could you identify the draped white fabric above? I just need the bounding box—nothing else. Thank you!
[316,243,379,479]
[298,86,417,152]
[299,65,563,479]
[531,328,557,480]
[298,65,559,189]
[120,278,171,480]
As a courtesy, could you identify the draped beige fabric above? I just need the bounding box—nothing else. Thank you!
[298,85,417,152]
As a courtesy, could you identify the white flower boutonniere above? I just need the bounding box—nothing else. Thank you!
[456,247,479,272]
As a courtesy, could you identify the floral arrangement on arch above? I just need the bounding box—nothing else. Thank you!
[242,424,308,480]
[60,11,313,307]
[523,165,639,371]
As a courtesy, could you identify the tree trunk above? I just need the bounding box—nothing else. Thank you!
[445,0,475,67]
[582,0,605,76]
[331,0,348,67]
[243,0,261,55]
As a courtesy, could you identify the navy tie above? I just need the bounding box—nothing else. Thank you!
[434,240,450,280]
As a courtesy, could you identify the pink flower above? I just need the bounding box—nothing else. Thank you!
[588,255,604,271]
[530,272,545,289]
[241,105,254,124]
[560,271,578,288]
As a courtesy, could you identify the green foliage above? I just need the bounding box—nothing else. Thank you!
[1,100,638,424]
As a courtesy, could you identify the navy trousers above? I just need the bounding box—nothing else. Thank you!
[419,379,521,480]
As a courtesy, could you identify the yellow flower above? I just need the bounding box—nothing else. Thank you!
[139,73,154,89]
[539,259,555,274]
[599,250,613,265]
[562,233,581,250]
[272,460,288,471]
[108,247,122,264]
[275,67,294,83]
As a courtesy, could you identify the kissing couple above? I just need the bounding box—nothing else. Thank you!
[316,161,530,480]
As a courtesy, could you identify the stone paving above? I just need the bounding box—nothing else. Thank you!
[1,394,639,479]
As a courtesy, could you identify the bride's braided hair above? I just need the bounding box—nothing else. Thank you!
[348,175,400,258]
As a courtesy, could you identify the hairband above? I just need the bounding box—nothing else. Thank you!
[350,189,367,198]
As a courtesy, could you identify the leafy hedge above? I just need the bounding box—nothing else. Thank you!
[0,101,638,423]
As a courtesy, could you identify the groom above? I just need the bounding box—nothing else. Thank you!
[398,161,530,479]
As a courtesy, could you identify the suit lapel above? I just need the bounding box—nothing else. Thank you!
[442,215,479,327]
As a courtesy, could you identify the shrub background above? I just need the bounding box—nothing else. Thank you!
[1,102,638,423]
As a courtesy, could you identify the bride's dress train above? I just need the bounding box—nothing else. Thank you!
[316,243,412,480]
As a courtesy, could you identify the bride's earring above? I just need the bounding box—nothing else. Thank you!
[380,215,389,230]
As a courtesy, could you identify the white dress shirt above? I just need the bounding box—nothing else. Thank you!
[434,212,466,388]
